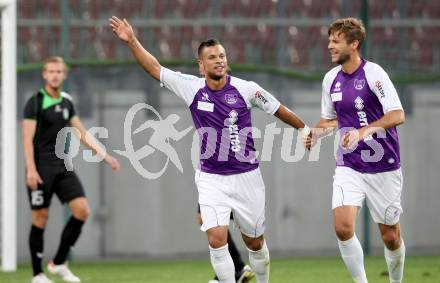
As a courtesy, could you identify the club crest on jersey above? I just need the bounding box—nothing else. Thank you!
[225,93,238,104]
[62,108,69,120]
[354,96,364,110]
[333,81,341,92]
[55,105,62,112]
[354,79,365,90]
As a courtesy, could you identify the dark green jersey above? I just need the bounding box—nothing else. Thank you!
[23,88,77,163]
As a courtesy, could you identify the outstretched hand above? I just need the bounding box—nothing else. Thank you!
[302,128,319,150]
[104,155,121,172]
[302,132,313,150]
[109,16,135,43]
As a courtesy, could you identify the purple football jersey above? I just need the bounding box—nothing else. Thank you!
[161,67,280,175]
[322,59,403,173]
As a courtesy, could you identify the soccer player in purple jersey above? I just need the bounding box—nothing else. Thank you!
[304,18,405,283]
[110,16,310,283]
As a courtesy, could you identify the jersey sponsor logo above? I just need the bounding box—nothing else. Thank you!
[255,91,268,104]
[357,111,369,127]
[225,93,238,104]
[375,80,385,98]
[354,78,365,90]
[197,101,214,112]
[228,110,241,152]
[333,81,341,92]
[331,92,342,102]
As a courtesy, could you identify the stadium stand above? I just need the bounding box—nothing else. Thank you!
[15,0,440,73]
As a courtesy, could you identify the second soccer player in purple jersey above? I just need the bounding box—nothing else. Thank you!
[304,18,406,283]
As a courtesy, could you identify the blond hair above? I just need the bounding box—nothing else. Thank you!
[328,18,366,50]
[43,56,69,72]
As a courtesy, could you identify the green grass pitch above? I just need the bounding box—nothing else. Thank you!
[1,256,439,282]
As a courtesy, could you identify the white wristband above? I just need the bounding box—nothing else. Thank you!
[300,125,311,138]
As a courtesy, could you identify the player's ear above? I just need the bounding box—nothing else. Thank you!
[42,69,48,81]
[351,40,359,50]
[62,69,68,80]
[198,59,205,77]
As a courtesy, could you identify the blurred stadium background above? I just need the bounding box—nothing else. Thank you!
[1,0,440,281]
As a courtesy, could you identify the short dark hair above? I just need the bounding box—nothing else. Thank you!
[328,18,366,50]
[197,39,221,58]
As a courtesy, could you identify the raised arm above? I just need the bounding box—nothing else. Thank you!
[109,16,161,81]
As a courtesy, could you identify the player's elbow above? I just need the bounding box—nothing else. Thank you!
[395,110,405,126]
[388,110,405,126]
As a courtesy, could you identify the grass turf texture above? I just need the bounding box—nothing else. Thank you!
[1,256,439,283]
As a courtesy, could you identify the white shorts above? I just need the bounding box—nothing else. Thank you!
[195,168,266,238]
[332,166,403,225]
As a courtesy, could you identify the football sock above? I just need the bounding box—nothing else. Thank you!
[338,235,368,283]
[29,225,44,276]
[385,239,405,283]
[53,217,84,265]
[209,244,235,283]
[248,240,270,283]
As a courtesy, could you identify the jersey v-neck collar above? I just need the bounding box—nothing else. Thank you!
[40,88,63,110]
[204,75,231,93]
[341,58,366,78]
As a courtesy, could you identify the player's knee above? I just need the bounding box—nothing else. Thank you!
[72,206,90,221]
[208,234,227,249]
[246,238,264,251]
[207,226,228,248]
[242,235,264,251]
[334,222,354,241]
[247,241,263,251]
[208,237,227,249]
[381,229,400,249]
[32,209,49,227]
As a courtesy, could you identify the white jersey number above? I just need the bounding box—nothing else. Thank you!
[31,191,44,206]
